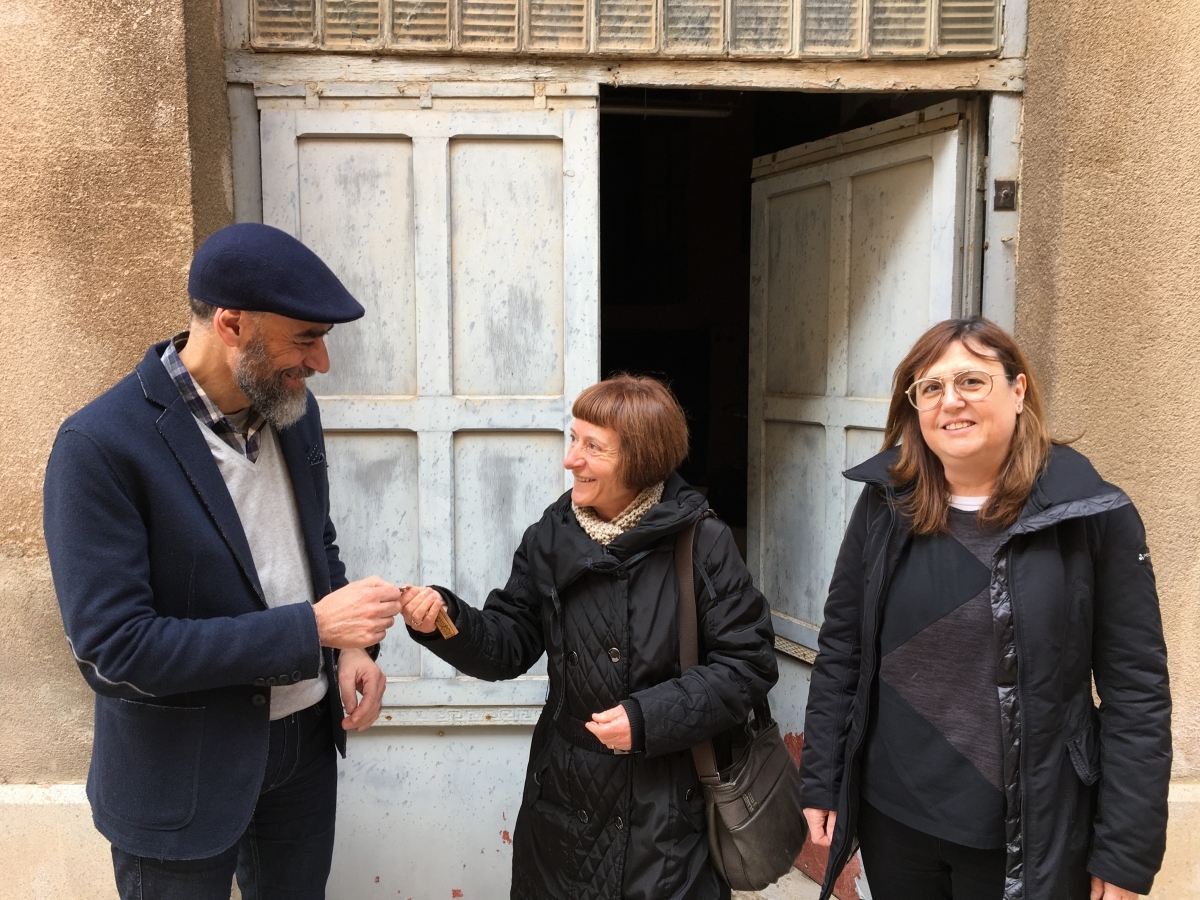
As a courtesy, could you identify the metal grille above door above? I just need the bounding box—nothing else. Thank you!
[250,0,1000,56]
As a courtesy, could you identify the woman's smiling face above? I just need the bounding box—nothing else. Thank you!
[916,340,1027,481]
[563,419,638,521]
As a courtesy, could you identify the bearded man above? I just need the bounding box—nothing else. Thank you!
[42,223,405,900]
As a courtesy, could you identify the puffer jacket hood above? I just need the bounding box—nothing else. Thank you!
[415,472,779,900]
[803,445,1171,900]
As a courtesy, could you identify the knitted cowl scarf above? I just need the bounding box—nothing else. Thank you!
[572,482,665,546]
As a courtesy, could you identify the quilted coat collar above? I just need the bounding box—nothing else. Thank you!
[531,471,709,594]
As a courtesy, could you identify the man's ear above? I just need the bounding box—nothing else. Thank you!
[211,308,250,349]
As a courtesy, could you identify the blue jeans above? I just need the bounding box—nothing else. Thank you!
[111,698,337,900]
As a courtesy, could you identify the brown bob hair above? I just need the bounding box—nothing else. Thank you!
[884,317,1053,535]
[572,375,690,491]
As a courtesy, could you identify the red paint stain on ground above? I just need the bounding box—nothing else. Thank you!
[452,891,464,898]
[783,732,804,765]
[374,876,380,883]
[795,840,860,900]
[500,830,512,844]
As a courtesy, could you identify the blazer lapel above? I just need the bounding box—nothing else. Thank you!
[138,345,266,605]
[277,420,332,598]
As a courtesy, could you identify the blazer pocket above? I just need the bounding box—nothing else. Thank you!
[94,698,205,830]
[1066,720,1101,786]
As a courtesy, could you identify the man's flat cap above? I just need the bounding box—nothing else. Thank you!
[188,223,365,324]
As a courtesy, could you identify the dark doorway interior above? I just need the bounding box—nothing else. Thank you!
[598,87,960,554]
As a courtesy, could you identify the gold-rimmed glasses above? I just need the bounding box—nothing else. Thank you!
[906,370,1007,411]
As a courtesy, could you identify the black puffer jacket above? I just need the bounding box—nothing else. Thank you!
[415,474,778,900]
[800,445,1171,900]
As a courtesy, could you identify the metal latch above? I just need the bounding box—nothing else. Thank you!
[994,179,1018,211]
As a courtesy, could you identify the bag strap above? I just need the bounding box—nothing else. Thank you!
[675,514,722,786]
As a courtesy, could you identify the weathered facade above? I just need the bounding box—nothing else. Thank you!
[1,0,1198,897]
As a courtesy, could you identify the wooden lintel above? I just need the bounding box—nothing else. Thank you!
[226,50,1025,94]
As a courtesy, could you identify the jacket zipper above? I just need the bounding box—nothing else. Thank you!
[1006,543,1028,900]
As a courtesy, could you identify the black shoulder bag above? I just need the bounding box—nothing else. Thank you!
[675,516,808,891]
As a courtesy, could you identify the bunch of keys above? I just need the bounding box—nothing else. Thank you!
[399,585,459,639]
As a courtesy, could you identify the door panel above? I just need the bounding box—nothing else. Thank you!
[259,86,599,715]
[297,136,419,396]
[748,101,969,651]
[449,138,566,396]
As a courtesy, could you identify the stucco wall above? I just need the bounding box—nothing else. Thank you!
[1019,0,1200,777]
[0,0,230,783]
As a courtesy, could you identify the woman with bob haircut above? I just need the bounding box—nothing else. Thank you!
[400,374,778,900]
[799,317,1171,900]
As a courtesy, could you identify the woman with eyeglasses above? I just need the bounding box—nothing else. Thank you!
[798,318,1170,900]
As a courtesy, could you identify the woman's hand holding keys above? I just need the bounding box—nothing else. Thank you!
[400,585,447,634]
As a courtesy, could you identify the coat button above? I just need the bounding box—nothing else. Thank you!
[534,772,542,786]
[577,810,589,824]
[292,671,302,682]
[253,678,266,687]
[568,651,579,666]
[614,816,624,830]
[685,788,696,801]
[267,677,278,686]
[608,648,621,663]
[251,694,267,707]
[278,673,290,685]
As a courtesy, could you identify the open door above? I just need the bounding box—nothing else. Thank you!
[258,82,600,720]
[747,100,974,654]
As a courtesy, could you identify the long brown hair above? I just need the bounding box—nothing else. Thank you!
[883,317,1052,534]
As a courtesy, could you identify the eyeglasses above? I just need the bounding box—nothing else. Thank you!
[905,370,1008,411]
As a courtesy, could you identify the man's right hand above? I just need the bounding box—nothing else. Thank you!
[313,577,405,649]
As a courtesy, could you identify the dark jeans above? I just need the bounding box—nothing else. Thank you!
[858,800,1005,900]
[112,698,337,900]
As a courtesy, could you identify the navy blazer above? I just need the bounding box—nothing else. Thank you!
[43,340,351,860]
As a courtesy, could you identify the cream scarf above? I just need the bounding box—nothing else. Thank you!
[573,483,665,546]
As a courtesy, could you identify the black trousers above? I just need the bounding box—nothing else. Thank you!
[111,698,337,900]
[857,800,1005,900]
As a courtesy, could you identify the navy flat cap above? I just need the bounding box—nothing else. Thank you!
[188,223,365,324]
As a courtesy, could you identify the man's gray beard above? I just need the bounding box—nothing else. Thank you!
[234,334,314,430]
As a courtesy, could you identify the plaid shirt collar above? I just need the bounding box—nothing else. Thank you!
[161,333,267,463]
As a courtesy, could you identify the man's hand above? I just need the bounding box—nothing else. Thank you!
[314,576,404,649]
[400,586,446,634]
[1090,877,1139,900]
[803,808,837,847]
[585,705,632,752]
[337,648,386,732]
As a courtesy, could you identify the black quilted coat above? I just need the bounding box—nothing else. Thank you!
[800,445,1171,900]
[414,473,777,900]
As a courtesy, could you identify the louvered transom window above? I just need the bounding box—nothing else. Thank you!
[732,0,792,53]
[870,0,929,51]
[938,0,998,49]
[249,0,1000,55]
[528,0,588,49]
[596,0,655,50]
[803,0,861,53]
[392,0,450,46]
[324,0,382,45]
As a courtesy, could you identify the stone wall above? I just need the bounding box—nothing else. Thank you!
[1020,2,1200,892]
[1020,0,1200,772]
[0,0,230,784]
